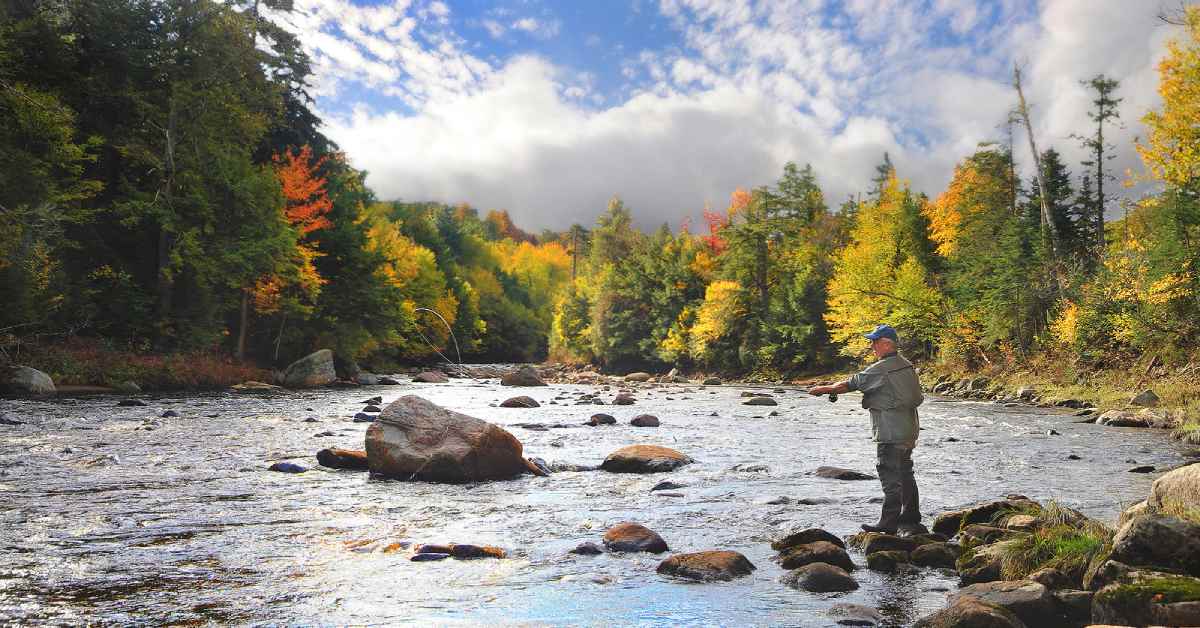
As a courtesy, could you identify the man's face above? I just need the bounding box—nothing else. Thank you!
[871,338,889,357]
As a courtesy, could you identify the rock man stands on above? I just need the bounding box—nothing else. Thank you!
[809,324,925,534]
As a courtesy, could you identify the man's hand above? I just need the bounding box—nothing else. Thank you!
[809,381,850,396]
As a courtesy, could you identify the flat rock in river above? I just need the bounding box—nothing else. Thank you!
[814,466,875,480]
[781,562,858,592]
[656,550,756,581]
[600,445,693,473]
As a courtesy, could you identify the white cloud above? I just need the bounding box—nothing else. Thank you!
[296,0,1181,230]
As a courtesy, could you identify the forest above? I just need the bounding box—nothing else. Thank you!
[2,1,1199,394]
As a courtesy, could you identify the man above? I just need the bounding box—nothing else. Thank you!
[809,324,925,534]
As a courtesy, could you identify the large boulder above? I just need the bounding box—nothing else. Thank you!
[281,349,337,388]
[501,366,546,387]
[782,562,858,592]
[911,542,962,569]
[958,544,1005,585]
[1149,462,1200,513]
[1109,514,1200,577]
[1,366,55,395]
[913,598,1028,628]
[1092,568,1200,627]
[949,581,1062,628]
[932,496,1039,537]
[777,540,855,571]
[602,522,668,553]
[600,445,693,473]
[656,550,756,581]
[364,395,537,482]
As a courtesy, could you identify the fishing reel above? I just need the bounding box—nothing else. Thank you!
[828,393,838,403]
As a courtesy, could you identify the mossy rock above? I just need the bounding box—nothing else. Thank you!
[1093,571,1200,626]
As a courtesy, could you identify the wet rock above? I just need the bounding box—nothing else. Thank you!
[949,581,1060,628]
[777,541,855,571]
[600,445,693,473]
[814,466,875,481]
[932,496,1039,537]
[1129,389,1160,407]
[353,412,374,422]
[118,399,147,407]
[547,461,596,472]
[378,376,402,385]
[629,414,660,427]
[957,545,1004,585]
[313,431,336,437]
[848,532,919,555]
[743,396,778,406]
[414,543,453,554]
[448,544,506,559]
[161,410,179,418]
[499,396,540,408]
[827,603,885,626]
[912,598,1026,628]
[501,366,546,387]
[1092,568,1200,626]
[731,463,769,473]
[586,413,616,426]
[411,553,450,562]
[362,405,382,413]
[866,550,910,573]
[910,542,961,569]
[781,562,858,592]
[356,373,379,385]
[364,395,536,482]
[316,448,369,470]
[651,480,685,492]
[569,542,603,555]
[656,550,756,581]
[268,462,307,473]
[602,522,668,553]
[702,377,722,385]
[1149,462,1200,512]
[413,371,449,383]
[361,396,383,405]
[624,372,652,382]
[740,391,770,397]
[1110,514,1200,577]
[282,349,337,388]
[612,393,636,405]
[1,366,55,395]
[1027,567,1073,591]
[1128,464,1155,473]
[1051,589,1092,623]
[771,528,846,552]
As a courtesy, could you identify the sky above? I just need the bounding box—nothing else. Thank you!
[268,0,1187,231]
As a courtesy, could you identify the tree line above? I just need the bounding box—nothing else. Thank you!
[3,1,1198,377]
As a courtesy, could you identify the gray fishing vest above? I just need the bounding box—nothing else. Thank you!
[847,353,924,444]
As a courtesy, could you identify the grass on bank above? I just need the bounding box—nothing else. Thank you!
[989,500,1115,584]
[8,338,272,391]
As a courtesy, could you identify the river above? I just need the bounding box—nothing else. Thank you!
[0,376,1192,626]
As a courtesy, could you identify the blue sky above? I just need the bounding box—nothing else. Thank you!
[272,0,1180,230]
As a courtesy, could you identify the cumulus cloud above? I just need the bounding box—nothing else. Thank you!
[287,0,1181,230]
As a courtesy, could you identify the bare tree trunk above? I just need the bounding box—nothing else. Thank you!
[156,92,178,327]
[1013,65,1061,259]
[236,289,249,361]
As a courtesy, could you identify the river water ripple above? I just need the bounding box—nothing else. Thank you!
[0,378,1191,626]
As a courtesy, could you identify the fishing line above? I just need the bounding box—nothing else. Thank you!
[413,307,463,369]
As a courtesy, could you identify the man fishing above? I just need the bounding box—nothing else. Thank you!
[808,324,925,535]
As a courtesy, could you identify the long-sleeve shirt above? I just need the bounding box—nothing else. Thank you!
[845,352,924,445]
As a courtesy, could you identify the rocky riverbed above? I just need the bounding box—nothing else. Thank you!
[0,372,1194,625]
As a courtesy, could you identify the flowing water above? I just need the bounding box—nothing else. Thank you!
[0,375,1192,626]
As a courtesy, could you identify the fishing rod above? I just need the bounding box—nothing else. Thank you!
[413,307,462,369]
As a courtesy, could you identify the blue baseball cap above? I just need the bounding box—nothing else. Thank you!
[864,324,898,342]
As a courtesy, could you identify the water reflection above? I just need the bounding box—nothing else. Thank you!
[0,379,1190,625]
